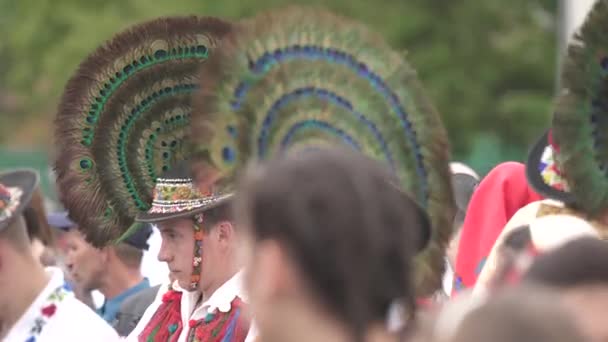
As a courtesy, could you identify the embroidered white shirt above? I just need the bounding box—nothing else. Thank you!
[3,267,120,342]
[127,270,248,342]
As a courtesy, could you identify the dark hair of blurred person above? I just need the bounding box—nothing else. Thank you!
[523,237,608,341]
[448,286,587,342]
[236,148,430,342]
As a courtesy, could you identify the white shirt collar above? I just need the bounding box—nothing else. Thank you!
[173,270,246,318]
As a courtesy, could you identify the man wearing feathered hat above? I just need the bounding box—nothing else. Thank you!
[52,14,251,341]
[0,169,119,341]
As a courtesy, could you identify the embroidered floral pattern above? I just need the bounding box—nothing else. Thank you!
[25,284,69,342]
[539,145,569,191]
[186,298,250,342]
[148,179,230,214]
[191,215,205,290]
[0,184,23,223]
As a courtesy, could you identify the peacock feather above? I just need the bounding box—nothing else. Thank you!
[191,7,455,295]
[554,0,608,217]
[54,16,232,247]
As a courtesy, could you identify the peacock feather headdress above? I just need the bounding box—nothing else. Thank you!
[190,7,455,295]
[552,0,608,216]
[54,16,232,247]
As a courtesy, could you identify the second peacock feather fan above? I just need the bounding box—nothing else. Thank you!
[190,7,455,295]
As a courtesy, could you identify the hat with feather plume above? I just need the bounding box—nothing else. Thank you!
[526,0,608,218]
[190,6,455,295]
[54,16,232,247]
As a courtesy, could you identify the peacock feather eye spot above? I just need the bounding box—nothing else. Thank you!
[222,146,236,162]
[95,97,102,103]
[154,49,167,59]
[123,64,133,74]
[100,89,107,96]
[140,56,148,64]
[156,127,161,132]
[170,140,177,147]
[115,71,122,78]
[132,60,139,67]
[227,125,237,138]
[79,159,92,169]
[86,116,96,124]
[162,166,169,172]
[196,45,207,54]
[161,141,167,147]
[163,152,169,159]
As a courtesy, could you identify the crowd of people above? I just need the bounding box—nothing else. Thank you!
[1,2,608,342]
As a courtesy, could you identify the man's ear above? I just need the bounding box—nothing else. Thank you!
[216,221,235,244]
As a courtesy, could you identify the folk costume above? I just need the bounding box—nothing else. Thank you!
[189,6,456,297]
[474,0,608,294]
[52,16,249,342]
[0,169,119,342]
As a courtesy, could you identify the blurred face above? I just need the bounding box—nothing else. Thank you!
[64,230,105,291]
[242,228,299,337]
[157,217,232,291]
[561,285,608,342]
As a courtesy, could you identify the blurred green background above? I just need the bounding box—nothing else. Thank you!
[0,0,558,196]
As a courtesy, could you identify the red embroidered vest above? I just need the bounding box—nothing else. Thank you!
[139,291,250,342]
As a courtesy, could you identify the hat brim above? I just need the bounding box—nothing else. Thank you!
[0,169,40,231]
[135,193,233,223]
[525,131,576,204]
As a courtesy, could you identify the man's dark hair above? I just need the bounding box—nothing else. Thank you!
[523,237,608,289]
[201,202,232,231]
[113,243,144,269]
[237,147,427,341]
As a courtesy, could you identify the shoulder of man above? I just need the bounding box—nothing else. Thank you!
[113,285,161,336]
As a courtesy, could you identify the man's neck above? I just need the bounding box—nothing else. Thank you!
[200,264,239,302]
[0,259,49,338]
[98,266,144,300]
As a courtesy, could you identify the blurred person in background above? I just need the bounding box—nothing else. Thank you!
[113,273,175,337]
[523,237,608,341]
[63,221,153,324]
[0,169,119,341]
[473,214,599,296]
[441,163,479,298]
[453,162,542,294]
[442,286,587,342]
[23,186,57,266]
[235,148,430,342]
[47,211,98,309]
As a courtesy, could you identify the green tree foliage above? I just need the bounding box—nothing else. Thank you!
[0,0,557,174]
